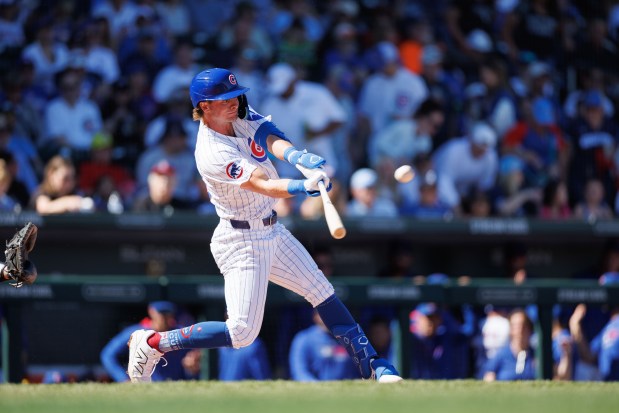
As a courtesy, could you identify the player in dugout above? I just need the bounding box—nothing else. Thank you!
[126,68,402,383]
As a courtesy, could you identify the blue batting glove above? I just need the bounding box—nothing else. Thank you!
[284,147,326,169]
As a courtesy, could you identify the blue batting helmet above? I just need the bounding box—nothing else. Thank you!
[189,68,249,107]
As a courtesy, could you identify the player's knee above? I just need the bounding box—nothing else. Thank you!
[302,272,335,307]
[226,318,261,349]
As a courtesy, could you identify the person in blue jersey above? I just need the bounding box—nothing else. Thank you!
[409,302,470,379]
[483,308,537,381]
[101,301,199,382]
[289,311,358,381]
[569,273,619,381]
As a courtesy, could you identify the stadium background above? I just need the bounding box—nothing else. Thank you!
[1,0,619,383]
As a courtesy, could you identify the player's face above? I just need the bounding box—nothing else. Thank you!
[206,98,239,122]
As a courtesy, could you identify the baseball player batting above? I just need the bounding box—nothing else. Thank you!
[127,68,402,383]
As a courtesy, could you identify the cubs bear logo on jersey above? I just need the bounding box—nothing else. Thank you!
[248,138,267,162]
[229,74,237,85]
[226,161,243,179]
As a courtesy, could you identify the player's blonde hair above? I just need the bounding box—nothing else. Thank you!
[192,107,203,121]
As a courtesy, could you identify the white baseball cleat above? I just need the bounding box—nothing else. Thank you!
[127,329,163,383]
[371,358,404,383]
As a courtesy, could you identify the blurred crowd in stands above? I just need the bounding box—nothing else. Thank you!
[0,0,618,220]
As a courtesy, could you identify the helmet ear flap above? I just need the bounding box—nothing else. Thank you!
[237,94,249,119]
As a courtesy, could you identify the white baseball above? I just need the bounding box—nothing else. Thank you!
[394,165,415,183]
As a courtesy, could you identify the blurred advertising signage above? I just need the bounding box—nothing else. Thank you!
[81,284,145,302]
[476,287,537,304]
[469,219,529,234]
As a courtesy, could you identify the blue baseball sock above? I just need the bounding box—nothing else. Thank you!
[315,294,356,330]
[158,321,232,352]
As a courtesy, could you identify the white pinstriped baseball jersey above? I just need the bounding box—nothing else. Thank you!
[194,107,334,349]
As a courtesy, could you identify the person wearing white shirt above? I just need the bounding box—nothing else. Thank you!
[152,41,199,104]
[357,41,429,166]
[346,168,398,218]
[433,122,499,208]
[42,70,103,160]
[261,62,346,178]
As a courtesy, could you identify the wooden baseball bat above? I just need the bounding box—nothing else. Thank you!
[295,164,346,239]
[317,180,347,239]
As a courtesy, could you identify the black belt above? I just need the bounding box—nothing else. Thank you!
[229,211,277,229]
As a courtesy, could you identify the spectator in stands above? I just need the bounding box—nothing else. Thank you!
[433,122,499,209]
[229,48,267,111]
[152,40,197,105]
[216,1,274,68]
[501,0,567,65]
[420,44,466,147]
[460,188,493,218]
[77,131,134,211]
[374,98,444,187]
[101,301,200,382]
[571,16,619,76]
[99,78,144,168]
[0,150,29,208]
[289,311,358,381]
[492,155,542,217]
[144,89,197,149]
[21,17,70,96]
[154,0,192,39]
[567,90,618,208]
[564,68,614,120]
[41,69,103,163]
[569,273,619,381]
[132,159,178,213]
[73,16,120,88]
[463,56,517,139]
[357,41,428,167]
[346,167,398,218]
[261,62,346,179]
[30,155,94,214]
[135,118,199,208]
[574,178,613,221]
[502,97,568,187]
[539,178,572,219]
[400,170,452,220]
[483,309,537,381]
[321,21,366,94]
[444,0,496,76]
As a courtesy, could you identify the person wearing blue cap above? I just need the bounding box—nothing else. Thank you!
[100,301,200,382]
[502,96,568,188]
[408,301,470,379]
[565,88,618,211]
[568,273,619,381]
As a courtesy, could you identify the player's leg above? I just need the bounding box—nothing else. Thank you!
[127,225,271,382]
[269,225,402,382]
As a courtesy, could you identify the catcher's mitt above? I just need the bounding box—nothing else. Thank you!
[4,222,38,288]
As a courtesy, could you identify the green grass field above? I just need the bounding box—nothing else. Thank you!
[1,380,618,413]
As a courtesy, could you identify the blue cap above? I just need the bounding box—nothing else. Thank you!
[600,272,619,286]
[415,302,439,316]
[148,301,177,314]
[500,155,525,175]
[532,97,555,125]
[583,90,603,108]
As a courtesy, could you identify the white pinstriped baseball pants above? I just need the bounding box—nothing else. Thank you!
[210,220,335,349]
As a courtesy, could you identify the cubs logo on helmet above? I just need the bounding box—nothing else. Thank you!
[229,74,237,85]
[247,138,267,162]
[226,161,244,179]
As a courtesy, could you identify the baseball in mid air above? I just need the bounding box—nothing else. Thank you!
[394,165,415,183]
